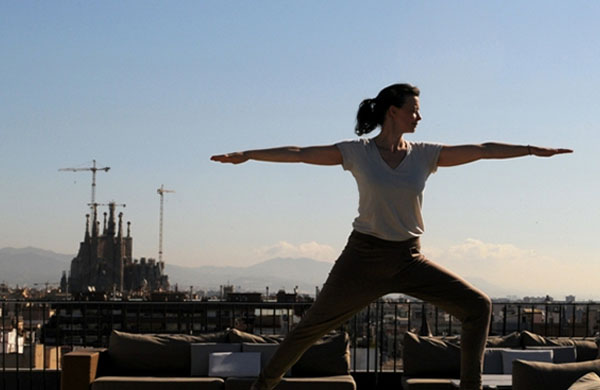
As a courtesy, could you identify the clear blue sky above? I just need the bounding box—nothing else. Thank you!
[1,1,598,298]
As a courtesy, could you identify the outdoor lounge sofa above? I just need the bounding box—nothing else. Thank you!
[512,359,600,390]
[60,329,356,390]
[402,330,600,390]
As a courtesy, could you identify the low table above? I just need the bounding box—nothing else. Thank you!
[450,374,512,389]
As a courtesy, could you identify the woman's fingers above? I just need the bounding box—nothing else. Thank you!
[530,147,573,157]
[210,154,227,162]
[210,152,248,164]
[555,148,574,154]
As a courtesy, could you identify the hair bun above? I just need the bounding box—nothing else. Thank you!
[355,98,379,135]
[354,83,419,136]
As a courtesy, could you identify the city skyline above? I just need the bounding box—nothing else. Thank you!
[2,2,599,300]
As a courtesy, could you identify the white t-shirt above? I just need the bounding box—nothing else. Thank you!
[336,138,443,242]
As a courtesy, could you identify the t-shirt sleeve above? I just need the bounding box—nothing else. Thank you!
[335,140,363,171]
[414,142,444,174]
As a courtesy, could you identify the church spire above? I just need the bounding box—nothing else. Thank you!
[107,202,116,237]
[85,214,90,241]
[91,205,98,237]
[118,212,123,238]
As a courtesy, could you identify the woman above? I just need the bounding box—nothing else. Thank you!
[211,83,572,390]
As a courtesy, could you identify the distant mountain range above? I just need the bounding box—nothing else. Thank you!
[0,247,333,294]
[164,257,333,294]
[0,247,72,287]
[0,247,514,297]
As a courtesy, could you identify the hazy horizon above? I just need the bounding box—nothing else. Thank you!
[2,2,599,300]
[1,245,598,301]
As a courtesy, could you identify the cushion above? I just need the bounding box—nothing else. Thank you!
[483,348,507,374]
[291,332,351,377]
[512,359,600,390]
[501,349,553,374]
[107,330,227,376]
[526,345,577,363]
[190,343,241,376]
[522,331,574,347]
[242,343,290,376]
[441,335,461,345]
[486,332,521,348]
[91,376,224,390]
[224,375,356,390]
[227,329,281,344]
[522,331,598,362]
[402,331,460,378]
[569,372,600,390]
[242,343,278,367]
[208,352,260,377]
[403,378,455,389]
[573,339,600,362]
[277,375,357,390]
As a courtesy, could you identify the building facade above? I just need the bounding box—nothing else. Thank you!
[68,203,169,295]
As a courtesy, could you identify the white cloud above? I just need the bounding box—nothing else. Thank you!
[423,238,600,300]
[246,238,598,299]
[426,238,541,275]
[254,241,337,262]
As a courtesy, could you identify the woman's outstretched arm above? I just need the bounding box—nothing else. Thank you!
[210,145,343,165]
[437,143,573,167]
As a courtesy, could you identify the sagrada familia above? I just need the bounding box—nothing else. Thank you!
[66,202,169,295]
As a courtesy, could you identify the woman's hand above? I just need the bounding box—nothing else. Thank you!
[210,152,249,164]
[528,146,573,157]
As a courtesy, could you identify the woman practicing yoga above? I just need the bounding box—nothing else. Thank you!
[211,83,572,390]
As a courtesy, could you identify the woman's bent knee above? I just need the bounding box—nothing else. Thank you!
[464,291,492,324]
[479,293,492,314]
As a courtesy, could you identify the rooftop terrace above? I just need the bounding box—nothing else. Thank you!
[2,299,599,389]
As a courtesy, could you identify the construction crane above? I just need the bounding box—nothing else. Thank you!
[157,185,175,263]
[59,160,110,212]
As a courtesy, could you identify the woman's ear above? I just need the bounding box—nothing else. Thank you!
[386,105,399,121]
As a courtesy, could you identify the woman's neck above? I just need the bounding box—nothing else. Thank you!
[373,133,407,152]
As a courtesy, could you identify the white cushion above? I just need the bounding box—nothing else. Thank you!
[208,352,261,377]
[242,343,290,376]
[501,349,554,374]
[526,345,577,363]
[190,343,241,376]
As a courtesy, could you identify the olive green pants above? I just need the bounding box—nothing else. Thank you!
[254,231,492,390]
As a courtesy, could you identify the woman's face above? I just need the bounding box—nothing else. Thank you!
[388,96,422,133]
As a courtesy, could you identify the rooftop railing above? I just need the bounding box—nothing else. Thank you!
[1,299,599,390]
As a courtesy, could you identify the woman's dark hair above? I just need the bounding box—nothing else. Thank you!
[355,83,420,135]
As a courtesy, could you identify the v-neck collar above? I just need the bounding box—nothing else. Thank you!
[370,139,412,171]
